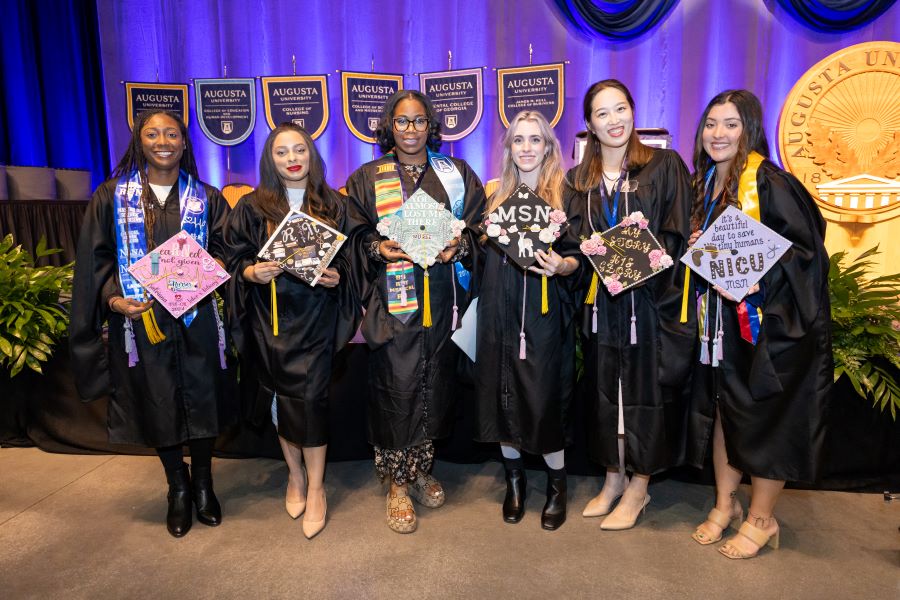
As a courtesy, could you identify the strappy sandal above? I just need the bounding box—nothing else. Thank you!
[408,473,446,508]
[692,504,743,545]
[386,491,417,534]
[719,519,780,559]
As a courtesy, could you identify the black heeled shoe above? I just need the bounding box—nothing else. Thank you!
[503,468,527,523]
[165,464,193,537]
[541,471,567,531]
[191,465,222,527]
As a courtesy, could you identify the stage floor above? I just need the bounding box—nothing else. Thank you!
[0,447,897,599]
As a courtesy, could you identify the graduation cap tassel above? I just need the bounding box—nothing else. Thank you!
[124,320,139,367]
[422,269,433,328]
[450,268,459,331]
[712,294,724,367]
[541,274,549,315]
[629,292,637,345]
[519,270,527,360]
[680,269,691,323]
[271,279,279,337]
[584,272,599,305]
[141,306,166,344]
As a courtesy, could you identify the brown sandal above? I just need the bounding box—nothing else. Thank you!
[386,491,417,534]
[408,473,445,508]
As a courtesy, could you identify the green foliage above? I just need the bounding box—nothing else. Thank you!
[0,234,73,377]
[829,246,900,420]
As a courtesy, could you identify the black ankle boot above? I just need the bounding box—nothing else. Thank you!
[165,464,192,537]
[541,470,567,531]
[191,465,222,526]
[503,468,527,523]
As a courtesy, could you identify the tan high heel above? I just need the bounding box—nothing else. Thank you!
[582,479,628,518]
[719,518,780,559]
[302,490,327,539]
[692,504,743,545]
[600,494,650,530]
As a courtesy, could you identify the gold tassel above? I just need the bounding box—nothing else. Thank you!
[422,269,432,328]
[271,279,279,336]
[680,269,691,323]
[584,272,599,305]
[141,307,166,344]
[541,275,549,315]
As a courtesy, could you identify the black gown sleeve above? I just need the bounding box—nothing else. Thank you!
[344,166,384,307]
[205,185,230,264]
[222,194,262,360]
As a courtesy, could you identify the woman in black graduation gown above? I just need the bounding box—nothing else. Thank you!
[69,111,237,537]
[569,80,694,530]
[685,90,831,559]
[345,90,485,533]
[474,110,580,530]
[224,123,352,539]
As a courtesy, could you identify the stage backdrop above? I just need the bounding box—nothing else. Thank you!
[95,0,900,190]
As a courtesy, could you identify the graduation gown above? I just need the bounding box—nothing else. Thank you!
[473,191,582,454]
[686,160,832,482]
[569,149,696,474]
[223,189,356,446]
[69,178,238,448]
[345,155,485,450]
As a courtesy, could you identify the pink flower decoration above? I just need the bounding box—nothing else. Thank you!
[638,219,649,229]
[596,244,607,256]
[648,249,663,261]
[620,216,634,227]
[549,209,567,224]
[500,229,507,235]
[580,238,599,255]
[604,275,623,295]
[553,231,561,238]
[484,219,492,226]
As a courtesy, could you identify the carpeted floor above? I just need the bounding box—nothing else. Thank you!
[0,447,897,599]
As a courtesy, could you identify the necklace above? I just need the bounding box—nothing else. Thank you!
[602,170,620,183]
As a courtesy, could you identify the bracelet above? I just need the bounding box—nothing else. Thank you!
[367,240,388,263]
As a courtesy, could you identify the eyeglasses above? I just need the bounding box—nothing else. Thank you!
[392,116,429,132]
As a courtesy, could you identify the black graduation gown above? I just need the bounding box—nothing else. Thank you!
[473,191,582,455]
[569,149,696,474]
[223,189,356,447]
[345,155,485,450]
[686,160,832,483]
[69,178,238,448]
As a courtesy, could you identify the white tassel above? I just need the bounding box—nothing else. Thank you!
[400,285,408,307]
[699,335,710,365]
[629,292,637,345]
[451,305,459,331]
[711,336,720,367]
[519,332,527,360]
[591,306,598,333]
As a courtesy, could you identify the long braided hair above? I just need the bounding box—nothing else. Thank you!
[111,110,199,250]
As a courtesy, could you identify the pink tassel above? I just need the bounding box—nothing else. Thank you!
[715,330,724,362]
[451,305,459,331]
[519,332,527,360]
[699,336,710,365]
[591,306,598,333]
[629,316,637,345]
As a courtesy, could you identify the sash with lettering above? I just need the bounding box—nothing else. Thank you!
[692,152,767,366]
[418,68,483,142]
[194,78,256,146]
[374,150,469,322]
[261,75,329,139]
[496,63,565,128]
[125,82,189,130]
[114,170,221,367]
[341,71,403,143]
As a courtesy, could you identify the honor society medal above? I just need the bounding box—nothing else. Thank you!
[778,41,900,223]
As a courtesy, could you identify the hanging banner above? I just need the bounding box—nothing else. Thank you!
[260,75,329,139]
[125,82,189,130]
[496,62,565,128]
[341,71,404,143]
[194,78,256,146]
[418,67,483,142]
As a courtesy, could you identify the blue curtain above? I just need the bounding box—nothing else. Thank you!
[774,0,897,32]
[553,0,680,40]
[0,0,109,187]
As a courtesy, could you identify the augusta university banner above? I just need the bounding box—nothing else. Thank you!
[260,75,329,139]
[340,71,404,143]
[418,68,483,142]
[194,78,257,146]
[124,82,189,130]
[496,62,565,128]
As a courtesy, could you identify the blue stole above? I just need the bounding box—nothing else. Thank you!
[426,149,470,290]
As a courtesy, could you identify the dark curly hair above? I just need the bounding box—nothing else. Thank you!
[374,90,442,155]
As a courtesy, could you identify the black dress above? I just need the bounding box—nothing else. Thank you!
[569,149,695,475]
[685,160,832,483]
[223,189,356,447]
[69,179,238,448]
[473,190,581,454]
[345,156,485,454]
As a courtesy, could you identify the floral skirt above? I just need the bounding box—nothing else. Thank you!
[374,441,434,484]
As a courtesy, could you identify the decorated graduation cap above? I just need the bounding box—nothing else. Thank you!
[128,230,230,319]
[259,210,347,287]
[484,183,567,269]
[580,211,673,297]
[377,188,465,327]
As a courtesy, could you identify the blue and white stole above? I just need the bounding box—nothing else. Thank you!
[426,149,470,291]
[113,169,214,365]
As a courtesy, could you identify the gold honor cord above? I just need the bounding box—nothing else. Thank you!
[584,272,599,305]
[541,243,551,315]
[421,235,432,328]
[141,292,166,344]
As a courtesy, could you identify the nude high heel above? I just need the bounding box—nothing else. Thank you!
[302,490,327,539]
[719,517,780,559]
[692,503,743,545]
[600,494,650,530]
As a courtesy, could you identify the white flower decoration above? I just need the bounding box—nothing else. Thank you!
[488,212,501,223]
[498,234,511,245]
[659,254,674,268]
[548,223,561,233]
[508,224,519,233]
[628,211,645,223]
[538,229,555,244]
[486,223,502,237]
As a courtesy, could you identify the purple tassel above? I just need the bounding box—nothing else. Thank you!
[451,305,459,331]
[591,306,598,333]
[699,336,710,365]
[630,316,637,345]
[519,332,527,360]
[124,320,139,367]
[212,301,228,370]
